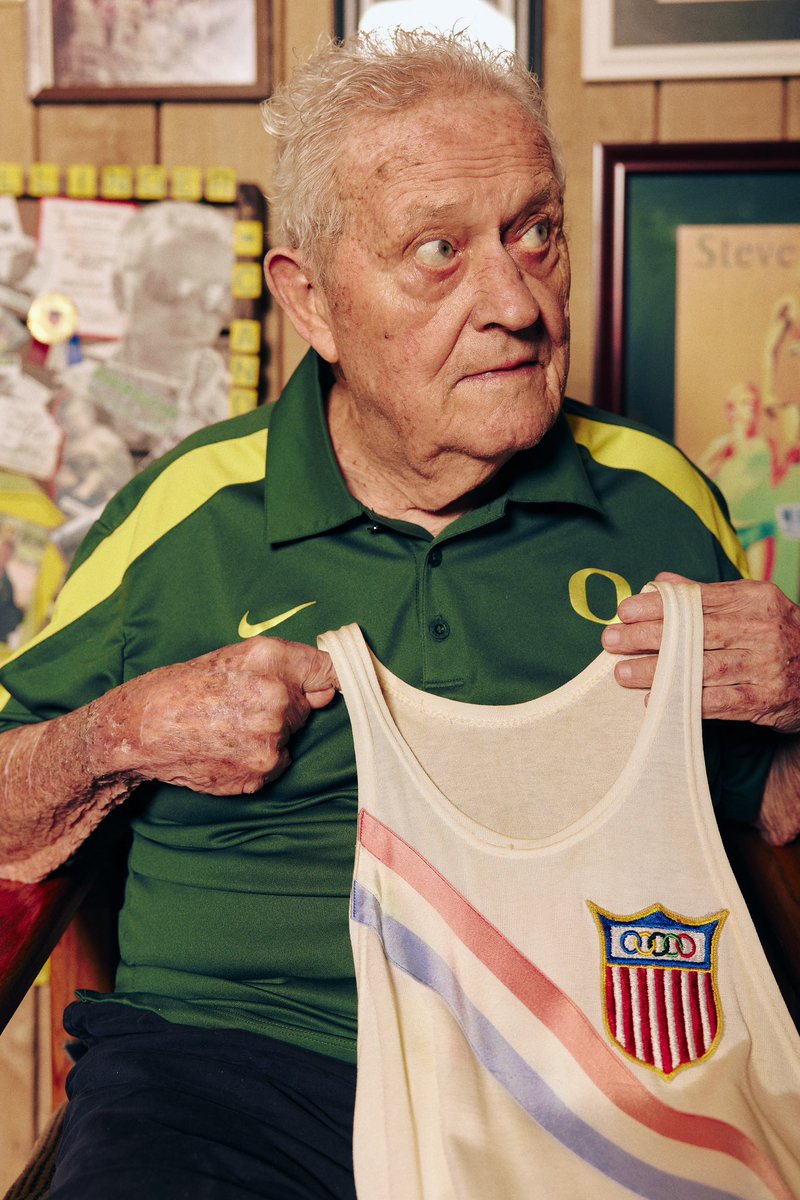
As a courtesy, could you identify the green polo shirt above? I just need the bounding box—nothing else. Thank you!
[0,351,773,1064]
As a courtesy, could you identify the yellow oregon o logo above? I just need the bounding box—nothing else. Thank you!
[568,568,632,625]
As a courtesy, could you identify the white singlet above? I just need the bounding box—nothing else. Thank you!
[318,582,800,1200]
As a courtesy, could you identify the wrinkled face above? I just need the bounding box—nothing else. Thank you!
[315,90,571,468]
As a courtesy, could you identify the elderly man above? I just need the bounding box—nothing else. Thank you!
[1,30,799,1200]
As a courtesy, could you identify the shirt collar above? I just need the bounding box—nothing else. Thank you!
[265,353,362,544]
[265,351,603,544]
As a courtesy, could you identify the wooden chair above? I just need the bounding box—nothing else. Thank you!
[0,821,798,1198]
[0,837,126,1200]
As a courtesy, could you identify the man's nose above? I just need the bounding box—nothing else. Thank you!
[469,244,541,332]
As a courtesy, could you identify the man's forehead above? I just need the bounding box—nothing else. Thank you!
[348,92,546,157]
[336,94,558,228]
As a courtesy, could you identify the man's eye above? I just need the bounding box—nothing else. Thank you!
[520,221,550,251]
[415,239,456,266]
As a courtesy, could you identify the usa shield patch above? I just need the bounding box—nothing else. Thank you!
[588,902,727,1079]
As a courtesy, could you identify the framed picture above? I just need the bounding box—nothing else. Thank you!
[582,0,800,81]
[593,140,800,601]
[334,0,544,81]
[26,0,271,102]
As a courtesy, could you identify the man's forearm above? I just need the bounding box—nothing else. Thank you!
[0,636,339,883]
[0,694,143,884]
[757,733,800,846]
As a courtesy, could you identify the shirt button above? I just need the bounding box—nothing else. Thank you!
[428,548,442,567]
[429,616,450,642]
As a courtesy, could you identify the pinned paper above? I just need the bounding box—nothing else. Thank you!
[0,394,62,481]
[34,197,137,339]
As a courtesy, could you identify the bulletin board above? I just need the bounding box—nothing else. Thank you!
[0,164,267,656]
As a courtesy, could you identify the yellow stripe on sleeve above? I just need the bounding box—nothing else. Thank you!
[0,427,268,711]
[566,413,749,577]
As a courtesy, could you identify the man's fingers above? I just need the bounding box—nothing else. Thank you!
[245,637,340,696]
[613,654,657,689]
[603,619,662,654]
[614,649,753,691]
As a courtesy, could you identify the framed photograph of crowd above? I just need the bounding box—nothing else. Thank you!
[582,0,800,81]
[26,0,271,102]
[593,141,800,603]
[334,0,544,80]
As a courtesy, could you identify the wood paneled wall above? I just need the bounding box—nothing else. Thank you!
[2,0,798,402]
[0,0,798,1187]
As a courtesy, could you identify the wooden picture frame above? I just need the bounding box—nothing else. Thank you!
[582,0,800,82]
[593,140,800,602]
[592,142,800,427]
[26,0,271,102]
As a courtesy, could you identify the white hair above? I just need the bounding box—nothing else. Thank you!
[260,28,564,273]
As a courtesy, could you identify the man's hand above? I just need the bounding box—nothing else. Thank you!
[0,637,339,881]
[601,572,800,845]
[100,637,340,795]
[601,573,800,732]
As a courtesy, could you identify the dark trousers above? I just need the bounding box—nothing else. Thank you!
[49,1001,357,1200]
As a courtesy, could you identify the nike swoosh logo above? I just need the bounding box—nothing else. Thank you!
[238,601,317,639]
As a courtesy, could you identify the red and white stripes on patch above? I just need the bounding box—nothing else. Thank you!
[606,966,718,1078]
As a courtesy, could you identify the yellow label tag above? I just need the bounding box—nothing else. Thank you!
[0,163,24,196]
[66,164,98,198]
[135,165,167,200]
[205,167,237,203]
[28,162,61,196]
[230,318,262,354]
[100,164,134,199]
[66,164,98,199]
[230,354,261,388]
[234,220,264,258]
[232,262,263,299]
[171,166,203,201]
[229,387,259,416]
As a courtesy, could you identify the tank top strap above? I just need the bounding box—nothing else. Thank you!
[644,580,705,737]
[317,623,389,786]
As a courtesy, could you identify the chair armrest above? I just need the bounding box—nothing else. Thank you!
[0,870,93,1033]
[721,821,800,1028]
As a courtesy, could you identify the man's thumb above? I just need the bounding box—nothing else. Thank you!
[303,649,339,707]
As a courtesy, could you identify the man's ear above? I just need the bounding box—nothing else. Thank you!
[264,247,338,363]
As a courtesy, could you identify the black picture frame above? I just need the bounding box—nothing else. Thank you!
[334,0,543,82]
[592,141,800,440]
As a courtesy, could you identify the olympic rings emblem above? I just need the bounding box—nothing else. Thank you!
[619,929,697,959]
